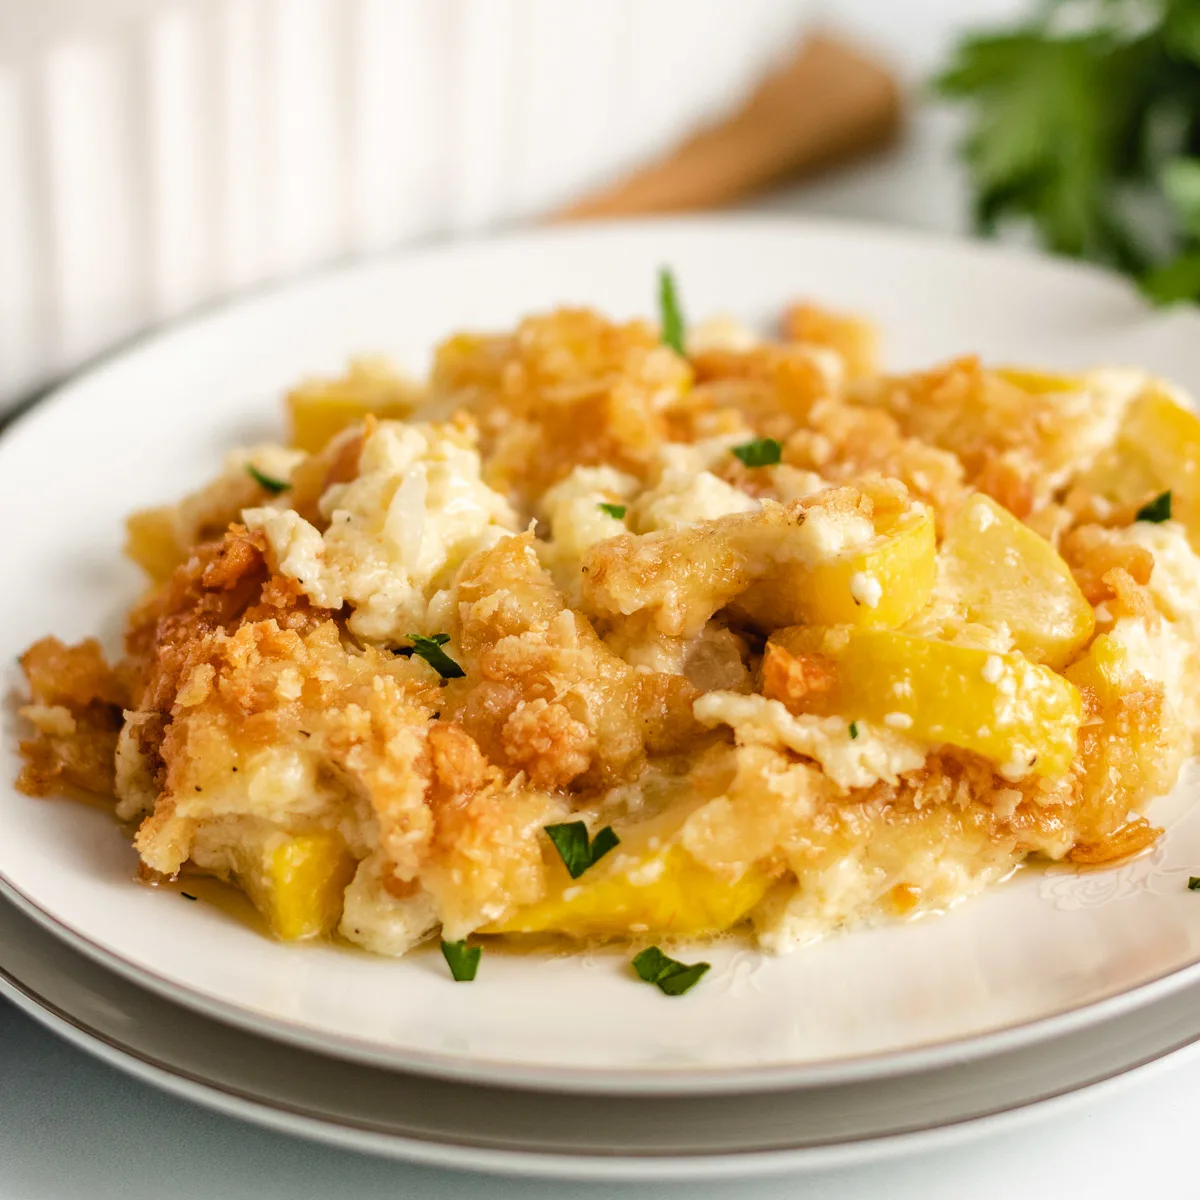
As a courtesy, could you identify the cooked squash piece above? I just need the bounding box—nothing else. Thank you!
[993,367,1083,395]
[124,506,185,583]
[1064,632,1127,707]
[287,358,420,453]
[768,627,1082,778]
[795,506,936,630]
[487,810,775,939]
[732,500,937,632]
[235,832,358,941]
[1100,385,1200,544]
[939,494,1094,668]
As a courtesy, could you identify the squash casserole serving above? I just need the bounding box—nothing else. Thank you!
[16,275,1200,983]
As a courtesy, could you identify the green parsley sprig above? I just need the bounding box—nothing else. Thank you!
[544,821,620,879]
[441,939,481,981]
[632,946,711,996]
[936,1,1200,304]
[396,633,465,679]
[1136,490,1173,522]
[598,502,627,520]
[246,463,290,494]
[658,267,686,355]
[732,437,782,468]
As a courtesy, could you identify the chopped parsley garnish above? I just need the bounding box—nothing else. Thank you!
[396,633,465,679]
[246,463,290,494]
[1136,491,1172,523]
[544,821,620,879]
[632,946,711,996]
[598,502,627,520]
[441,940,481,982]
[849,722,859,740]
[1188,877,1200,892]
[731,437,782,468]
[658,267,686,355]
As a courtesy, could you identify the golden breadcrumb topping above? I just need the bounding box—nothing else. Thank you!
[17,296,1200,960]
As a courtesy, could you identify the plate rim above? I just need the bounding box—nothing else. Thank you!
[2,212,1198,1096]
[9,870,1200,1096]
[5,893,1200,1182]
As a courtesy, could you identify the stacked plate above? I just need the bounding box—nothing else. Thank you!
[5,218,1200,1181]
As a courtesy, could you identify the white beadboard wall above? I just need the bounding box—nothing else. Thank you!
[0,0,812,408]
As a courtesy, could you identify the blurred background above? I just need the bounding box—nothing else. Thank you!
[5,0,1197,413]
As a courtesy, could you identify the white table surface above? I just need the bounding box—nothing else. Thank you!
[7,2,1196,1196]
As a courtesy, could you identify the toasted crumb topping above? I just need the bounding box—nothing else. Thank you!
[18,299,1200,958]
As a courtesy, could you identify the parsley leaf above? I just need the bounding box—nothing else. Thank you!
[544,821,620,879]
[1189,877,1200,891]
[938,28,1149,271]
[441,940,481,981]
[246,463,290,494]
[1136,491,1172,522]
[598,502,627,519]
[396,633,465,679]
[1143,252,1200,304]
[632,946,711,996]
[732,438,782,468]
[935,5,1200,302]
[849,722,859,740]
[658,267,686,355]
[657,962,711,996]
[1162,157,1200,239]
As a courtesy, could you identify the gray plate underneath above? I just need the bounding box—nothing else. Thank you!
[3,894,1199,1182]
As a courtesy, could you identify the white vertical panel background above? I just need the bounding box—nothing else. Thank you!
[0,0,813,408]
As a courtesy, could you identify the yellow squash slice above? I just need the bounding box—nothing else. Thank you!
[287,358,420,453]
[1081,384,1200,545]
[940,494,1095,668]
[235,831,358,941]
[1063,631,1127,707]
[737,505,937,631]
[124,506,185,583]
[993,367,1083,395]
[769,626,1083,778]
[487,810,775,940]
[798,506,937,629]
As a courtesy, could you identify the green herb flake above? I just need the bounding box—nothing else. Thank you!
[1188,877,1200,891]
[658,267,686,356]
[1136,491,1172,523]
[396,633,465,679]
[598,502,627,520]
[632,946,676,983]
[246,463,291,494]
[849,722,859,740]
[657,962,711,996]
[544,821,620,879]
[731,438,782,468]
[441,940,482,982]
[631,946,711,996]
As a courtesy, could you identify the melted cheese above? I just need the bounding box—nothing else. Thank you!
[245,421,516,642]
[693,691,925,792]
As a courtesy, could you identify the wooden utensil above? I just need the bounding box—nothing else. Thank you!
[556,32,902,220]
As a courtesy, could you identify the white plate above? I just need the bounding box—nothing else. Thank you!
[5,216,1200,1094]
[6,893,1200,1181]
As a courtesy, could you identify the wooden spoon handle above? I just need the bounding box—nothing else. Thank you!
[556,33,902,221]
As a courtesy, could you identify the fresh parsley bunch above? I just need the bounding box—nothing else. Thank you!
[936,0,1200,302]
